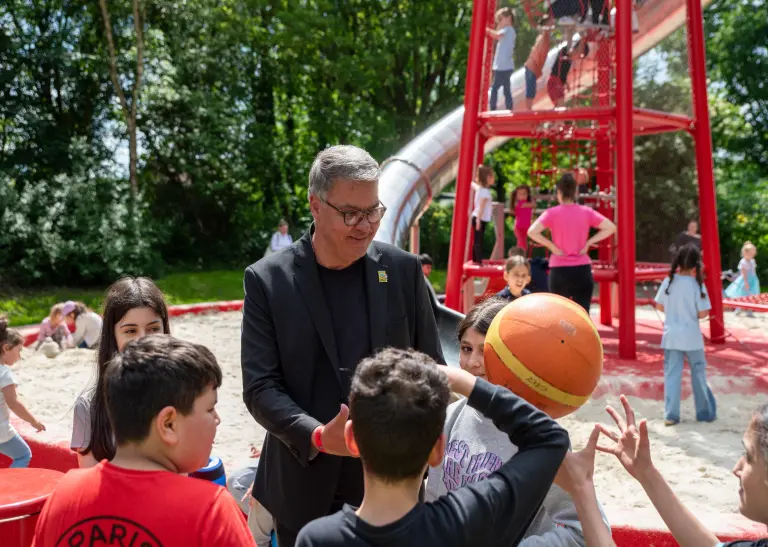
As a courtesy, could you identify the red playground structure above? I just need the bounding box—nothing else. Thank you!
[444,0,725,359]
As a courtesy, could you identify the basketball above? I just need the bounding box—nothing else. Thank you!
[483,293,603,418]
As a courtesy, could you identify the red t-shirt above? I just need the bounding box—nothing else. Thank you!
[32,461,256,547]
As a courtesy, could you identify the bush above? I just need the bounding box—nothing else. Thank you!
[0,167,162,288]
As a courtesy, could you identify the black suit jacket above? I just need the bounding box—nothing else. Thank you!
[241,227,444,530]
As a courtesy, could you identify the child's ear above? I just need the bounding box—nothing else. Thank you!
[344,420,360,458]
[155,406,180,446]
[428,433,446,468]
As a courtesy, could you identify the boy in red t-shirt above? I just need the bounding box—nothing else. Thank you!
[32,335,256,547]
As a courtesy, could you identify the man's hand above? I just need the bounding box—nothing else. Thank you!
[438,366,477,398]
[596,395,654,482]
[313,404,356,457]
[555,425,599,495]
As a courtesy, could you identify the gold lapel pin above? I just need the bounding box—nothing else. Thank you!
[378,271,388,283]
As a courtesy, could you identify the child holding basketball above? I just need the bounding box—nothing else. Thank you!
[297,347,572,547]
[71,276,170,467]
[654,244,717,426]
[32,335,255,546]
[1,316,46,468]
[496,256,532,302]
[425,298,612,547]
[510,184,535,251]
[598,394,768,547]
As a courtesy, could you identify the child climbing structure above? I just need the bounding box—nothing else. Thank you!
[443,0,726,360]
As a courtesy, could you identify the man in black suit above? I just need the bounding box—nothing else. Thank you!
[241,145,445,546]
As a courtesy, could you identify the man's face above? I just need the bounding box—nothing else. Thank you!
[310,179,382,264]
[688,221,699,235]
[422,264,432,277]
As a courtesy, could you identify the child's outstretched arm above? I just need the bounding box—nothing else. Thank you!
[552,426,615,547]
[2,385,45,432]
[597,395,719,547]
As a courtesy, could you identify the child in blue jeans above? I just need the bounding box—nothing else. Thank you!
[654,244,717,426]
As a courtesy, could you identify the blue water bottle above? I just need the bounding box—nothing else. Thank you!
[190,455,227,487]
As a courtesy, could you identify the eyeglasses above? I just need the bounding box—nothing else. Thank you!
[320,197,387,227]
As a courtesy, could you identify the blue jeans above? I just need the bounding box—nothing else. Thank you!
[490,69,514,110]
[663,350,717,423]
[0,433,32,468]
[525,67,538,99]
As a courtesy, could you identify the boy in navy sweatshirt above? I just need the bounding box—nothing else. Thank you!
[296,348,573,547]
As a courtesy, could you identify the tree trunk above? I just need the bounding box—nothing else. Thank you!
[99,0,144,196]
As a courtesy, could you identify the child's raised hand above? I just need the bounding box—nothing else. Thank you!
[554,424,599,495]
[596,395,653,481]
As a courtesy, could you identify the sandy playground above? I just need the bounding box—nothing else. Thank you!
[10,307,768,525]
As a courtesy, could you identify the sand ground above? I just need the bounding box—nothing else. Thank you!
[10,306,768,522]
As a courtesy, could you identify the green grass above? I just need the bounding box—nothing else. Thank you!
[429,268,447,294]
[0,270,245,327]
[3,267,448,327]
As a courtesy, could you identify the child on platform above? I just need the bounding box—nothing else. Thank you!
[35,303,72,351]
[426,298,611,547]
[510,184,535,251]
[548,39,590,108]
[724,241,760,306]
[296,346,592,547]
[654,244,717,426]
[598,395,768,547]
[62,300,103,349]
[524,28,551,109]
[1,316,46,468]
[71,276,170,468]
[496,256,532,302]
[486,7,517,111]
[31,335,255,546]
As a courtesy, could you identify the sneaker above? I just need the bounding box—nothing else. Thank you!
[664,420,678,427]
[558,16,576,26]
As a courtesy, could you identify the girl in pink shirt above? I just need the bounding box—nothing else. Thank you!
[527,173,616,312]
[510,185,535,251]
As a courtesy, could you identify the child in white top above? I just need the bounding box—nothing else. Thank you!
[472,165,495,264]
[62,301,103,349]
[0,315,46,468]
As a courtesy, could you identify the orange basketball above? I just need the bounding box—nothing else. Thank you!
[483,293,603,418]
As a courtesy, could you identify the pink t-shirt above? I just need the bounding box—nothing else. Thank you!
[538,204,606,268]
[514,202,534,231]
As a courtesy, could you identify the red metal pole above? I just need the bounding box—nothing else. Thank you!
[686,0,725,343]
[596,37,613,327]
[616,0,636,359]
[445,0,489,311]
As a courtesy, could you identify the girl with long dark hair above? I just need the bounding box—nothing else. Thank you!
[71,277,170,467]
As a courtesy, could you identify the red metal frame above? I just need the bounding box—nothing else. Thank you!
[686,0,725,342]
[445,0,725,358]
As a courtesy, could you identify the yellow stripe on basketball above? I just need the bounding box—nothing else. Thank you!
[485,315,591,408]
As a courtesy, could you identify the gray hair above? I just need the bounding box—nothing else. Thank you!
[308,145,381,198]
